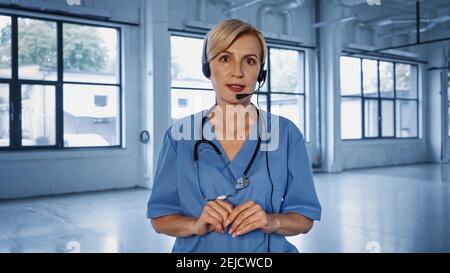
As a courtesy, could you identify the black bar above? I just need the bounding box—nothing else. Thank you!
[427,66,450,71]
[56,22,63,148]
[118,27,123,148]
[416,0,420,44]
[11,16,19,149]
[62,81,120,87]
[370,36,450,53]
[171,86,214,91]
[342,50,428,64]
[0,4,139,27]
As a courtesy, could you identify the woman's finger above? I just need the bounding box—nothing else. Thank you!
[235,218,262,236]
[229,205,260,235]
[204,212,224,233]
[226,200,256,226]
[209,201,230,226]
[214,199,233,215]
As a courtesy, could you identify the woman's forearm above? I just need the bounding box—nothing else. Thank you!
[151,214,198,237]
[151,212,313,238]
[268,212,313,236]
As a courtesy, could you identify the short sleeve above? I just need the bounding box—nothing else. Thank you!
[146,127,182,219]
[280,129,322,221]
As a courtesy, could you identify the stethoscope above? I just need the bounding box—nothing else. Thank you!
[193,104,262,201]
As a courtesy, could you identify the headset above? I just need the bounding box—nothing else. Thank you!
[201,35,267,100]
[200,35,273,251]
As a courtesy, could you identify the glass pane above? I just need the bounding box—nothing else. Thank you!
[380,61,394,98]
[0,84,9,146]
[340,56,361,96]
[251,93,268,112]
[171,89,216,120]
[269,49,301,93]
[64,84,120,147]
[171,36,212,89]
[362,59,378,97]
[0,16,11,78]
[396,63,417,99]
[396,100,418,137]
[270,94,305,135]
[381,100,394,137]
[364,99,378,137]
[64,24,119,84]
[341,97,361,139]
[21,85,56,146]
[18,18,57,80]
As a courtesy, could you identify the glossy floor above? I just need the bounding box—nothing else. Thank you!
[1,163,449,253]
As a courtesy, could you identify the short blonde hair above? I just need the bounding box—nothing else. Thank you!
[205,19,267,65]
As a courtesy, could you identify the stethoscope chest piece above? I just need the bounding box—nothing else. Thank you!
[235,176,250,190]
[216,195,228,200]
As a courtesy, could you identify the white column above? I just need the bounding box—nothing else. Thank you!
[318,0,346,172]
[141,0,171,188]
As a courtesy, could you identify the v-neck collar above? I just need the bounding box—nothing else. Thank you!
[202,107,260,179]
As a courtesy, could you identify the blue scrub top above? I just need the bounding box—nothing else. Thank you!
[147,109,321,253]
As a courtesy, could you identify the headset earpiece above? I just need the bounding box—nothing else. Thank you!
[201,36,211,78]
[202,62,211,79]
[257,68,267,83]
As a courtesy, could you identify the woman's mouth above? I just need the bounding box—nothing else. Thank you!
[226,84,246,93]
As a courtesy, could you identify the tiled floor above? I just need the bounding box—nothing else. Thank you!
[1,163,449,253]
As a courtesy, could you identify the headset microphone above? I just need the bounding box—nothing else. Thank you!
[235,70,266,100]
[236,82,262,100]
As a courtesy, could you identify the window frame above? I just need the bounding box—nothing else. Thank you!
[340,55,420,140]
[169,33,308,141]
[0,12,123,151]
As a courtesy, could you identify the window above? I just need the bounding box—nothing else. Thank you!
[262,48,307,139]
[170,35,308,140]
[0,84,9,147]
[170,36,215,120]
[21,84,56,146]
[63,24,119,84]
[64,84,119,147]
[0,15,11,78]
[0,14,121,151]
[19,18,57,80]
[340,56,419,139]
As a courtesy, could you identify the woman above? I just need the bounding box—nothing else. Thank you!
[147,18,321,253]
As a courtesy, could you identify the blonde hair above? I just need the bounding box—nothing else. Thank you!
[206,19,267,65]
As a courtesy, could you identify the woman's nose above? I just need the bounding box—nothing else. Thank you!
[232,62,244,78]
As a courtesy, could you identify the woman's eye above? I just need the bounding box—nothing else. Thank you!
[219,55,230,62]
[246,58,256,65]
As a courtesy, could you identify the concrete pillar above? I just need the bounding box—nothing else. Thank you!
[426,43,448,162]
[141,0,171,188]
[318,0,346,172]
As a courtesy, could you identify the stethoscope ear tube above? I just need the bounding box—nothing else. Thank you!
[194,139,222,161]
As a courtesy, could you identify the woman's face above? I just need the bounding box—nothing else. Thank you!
[209,34,263,106]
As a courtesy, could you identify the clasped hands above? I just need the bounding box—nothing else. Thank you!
[194,199,277,237]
